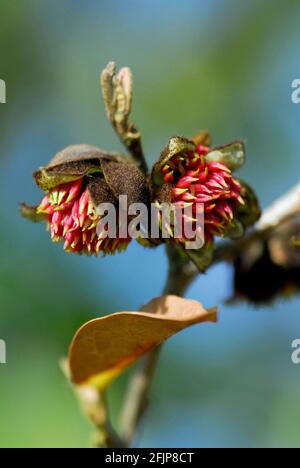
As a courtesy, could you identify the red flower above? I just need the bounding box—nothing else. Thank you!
[37,179,130,256]
[161,144,244,243]
[22,144,149,257]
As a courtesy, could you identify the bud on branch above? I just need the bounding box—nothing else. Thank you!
[101,62,148,174]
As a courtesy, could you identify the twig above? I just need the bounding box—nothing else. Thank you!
[119,183,300,446]
[256,183,300,230]
[61,360,123,448]
[68,177,300,447]
[76,386,124,448]
[119,244,197,446]
[101,62,148,174]
[214,182,300,263]
[119,346,161,446]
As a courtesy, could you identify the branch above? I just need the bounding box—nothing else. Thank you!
[118,183,300,446]
[119,244,197,446]
[214,182,300,263]
[119,345,161,446]
[61,361,123,448]
[77,386,124,448]
[255,182,300,231]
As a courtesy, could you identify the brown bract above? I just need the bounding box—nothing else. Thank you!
[34,144,121,192]
[22,144,150,221]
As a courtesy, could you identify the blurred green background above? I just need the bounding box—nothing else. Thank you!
[1,0,300,448]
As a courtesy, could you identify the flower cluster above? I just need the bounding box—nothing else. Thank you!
[21,63,260,273]
[37,179,130,256]
[148,135,261,270]
[22,144,149,257]
[161,143,244,243]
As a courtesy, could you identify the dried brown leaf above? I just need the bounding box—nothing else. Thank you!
[69,295,217,389]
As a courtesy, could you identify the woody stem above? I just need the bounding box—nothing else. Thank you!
[119,244,197,446]
[214,182,300,263]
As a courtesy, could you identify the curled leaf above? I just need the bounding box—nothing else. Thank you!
[48,144,124,167]
[222,218,244,240]
[20,203,47,223]
[159,136,196,167]
[235,180,261,229]
[69,295,217,389]
[184,242,215,273]
[101,62,146,172]
[152,137,196,187]
[101,62,133,130]
[116,67,133,121]
[206,141,245,171]
[34,144,124,192]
